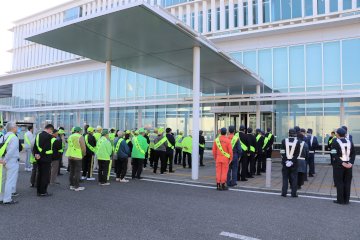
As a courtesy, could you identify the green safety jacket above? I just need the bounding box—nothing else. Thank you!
[96,136,112,160]
[109,133,116,148]
[93,132,101,142]
[131,135,148,159]
[175,135,183,148]
[182,136,193,154]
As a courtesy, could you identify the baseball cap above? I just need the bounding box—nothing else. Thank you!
[154,127,158,132]
[74,126,83,132]
[158,128,165,134]
[139,128,145,133]
[101,130,109,136]
[97,126,102,130]
[221,127,227,134]
[87,127,94,133]
[126,130,130,134]
[337,128,346,135]
[289,129,296,134]
[135,130,139,134]
[240,125,245,131]
[247,127,253,133]
[58,129,65,134]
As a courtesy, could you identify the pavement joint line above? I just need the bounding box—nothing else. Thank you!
[140,178,360,203]
[219,231,260,240]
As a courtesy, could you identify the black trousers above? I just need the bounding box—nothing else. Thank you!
[183,152,192,168]
[261,150,267,171]
[150,149,155,167]
[175,148,182,164]
[69,159,82,188]
[132,158,144,178]
[58,153,64,174]
[248,154,255,177]
[199,149,204,165]
[154,151,167,173]
[282,165,298,196]
[98,160,110,183]
[297,172,304,186]
[334,166,352,203]
[82,154,93,178]
[266,148,272,158]
[37,161,51,194]
[238,154,248,181]
[30,162,38,185]
[166,153,174,172]
[116,159,128,178]
[256,155,264,174]
[144,150,149,168]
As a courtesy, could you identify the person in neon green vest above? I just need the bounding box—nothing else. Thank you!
[82,127,96,181]
[182,135,193,168]
[93,126,102,171]
[49,129,62,186]
[153,128,168,174]
[174,131,183,165]
[24,126,34,172]
[114,130,130,182]
[131,128,148,179]
[96,130,113,186]
[199,130,206,166]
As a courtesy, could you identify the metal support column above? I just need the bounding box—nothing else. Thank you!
[192,46,200,180]
[340,98,345,126]
[256,84,260,129]
[104,60,111,129]
[138,106,142,129]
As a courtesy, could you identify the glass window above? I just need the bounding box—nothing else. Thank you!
[307,99,323,144]
[125,108,135,130]
[343,0,352,9]
[306,43,322,87]
[263,0,270,22]
[100,71,105,102]
[167,83,177,96]
[289,100,306,130]
[274,100,289,141]
[292,0,302,18]
[182,14,186,23]
[271,0,281,21]
[25,82,31,107]
[243,51,257,73]
[243,2,248,25]
[144,106,155,129]
[166,105,177,129]
[93,71,101,101]
[71,75,78,103]
[20,83,25,106]
[85,73,92,102]
[155,106,166,129]
[64,76,71,104]
[199,11,203,33]
[318,0,325,14]
[58,77,64,105]
[330,0,338,12]
[358,0,360,8]
[145,76,156,98]
[324,99,340,143]
[342,38,360,85]
[207,10,211,32]
[110,69,117,100]
[323,41,341,85]
[30,81,36,106]
[258,49,272,87]
[282,0,291,19]
[78,74,85,103]
[191,13,195,29]
[230,52,242,63]
[225,6,229,29]
[41,79,47,106]
[289,45,305,87]
[117,68,126,101]
[156,79,166,96]
[126,71,135,100]
[216,7,220,30]
[344,98,360,144]
[234,4,239,27]
[136,73,145,98]
[52,78,58,105]
[273,47,288,88]
[253,0,258,24]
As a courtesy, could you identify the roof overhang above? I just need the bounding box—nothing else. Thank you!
[26,2,271,94]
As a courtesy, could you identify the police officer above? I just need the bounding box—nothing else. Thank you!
[174,131,183,165]
[257,130,268,173]
[280,129,301,197]
[236,125,250,181]
[296,133,308,190]
[226,126,242,186]
[307,128,318,177]
[294,126,300,134]
[327,131,335,165]
[247,127,257,177]
[331,128,356,204]
[199,130,206,166]
[143,129,150,170]
[153,128,168,174]
[82,127,96,180]
[165,128,175,173]
[342,126,352,141]
[265,127,274,164]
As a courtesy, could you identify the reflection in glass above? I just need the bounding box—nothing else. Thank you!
[273,47,288,88]
[289,46,305,87]
[323,41,341,86]
[306,43,322,87]
[342,38,360,85]
[258,49,272,87]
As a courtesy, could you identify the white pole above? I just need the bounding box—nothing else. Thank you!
[104,60,111,129]
[266,158,272,187]
[256,84,260,129]
[192,46,200,180]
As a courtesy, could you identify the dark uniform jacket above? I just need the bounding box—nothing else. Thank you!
[265,133,274,150]
[281,137,301,168]
[51,136,62,161]
[85,134,96,156]
[199,135,205,151]
[247,134,257,156]
[331,138,356,168]
[256,135,266,156]
[327,136,334,150]
[33,131,53,163]
[238,132,250,156]
[166,133,176,154]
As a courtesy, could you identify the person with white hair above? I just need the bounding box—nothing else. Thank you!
[0,122,20,204]
[114,130,130,182]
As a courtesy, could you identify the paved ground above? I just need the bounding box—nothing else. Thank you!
[1,163,360,240]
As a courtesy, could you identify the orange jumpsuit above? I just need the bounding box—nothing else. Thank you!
[213,135,233,184]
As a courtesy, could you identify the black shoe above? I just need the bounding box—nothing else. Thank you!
[241,179,248,181]
[334,200,345,205]
[305,179,309,181]
[79,179,84,182]
[38,193,52,197]
[200,164,205,166]
[169,171,175,173]
[136,177,143,180]
[183,166,186,168]
[309,174,314,177]
[233,183,237,186]
[58,173,63,176]
[3,200,18,205]
[248,176,254,178]
[217,183,222,190]
[30,184,36,187]
[261,170,266,173]
[0,201,2,204]
[291,194,298,198]
[281,194,287,197]
[12,192,19,197]
[329,163,332,165]
[256,173,262,176]
[221,183,228,190]
[189,167,192,168]
[297,186,301,189]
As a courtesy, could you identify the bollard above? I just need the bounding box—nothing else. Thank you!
[266,158,272,188]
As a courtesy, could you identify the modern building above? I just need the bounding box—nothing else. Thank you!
[0,0,359,155]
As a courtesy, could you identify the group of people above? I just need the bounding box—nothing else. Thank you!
[212,125,275,190]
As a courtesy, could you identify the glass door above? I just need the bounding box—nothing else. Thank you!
[230,114,240,131]
[248,113,256,130]
[217,114,229,131]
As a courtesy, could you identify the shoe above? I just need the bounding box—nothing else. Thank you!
[98,182,102,185]
[200,164,205,166]
[329,163,332,165]
[74,187,85,191]
[248,176,254,178]
[281,194,287,197]
[79,179,84,182]
[11,192,19,197]
[58,173,64,176]
[256,173,262,176]
[221,183,228,190]
[38,193,53,197]
[0,201,2,204]
[136,177,143,180]
[217,183,222,190]
[120,178,129,183]
[233,183,237,186]
[3,200,19,204]
[101,183,110,186]
[143,168,146,170]
[189,167,192,169]
[334,200,345,205]
[87,178,95,181]
[116,178,120,182]
[70,186,75,190]
[183,166,186,168]
[30,184,35,188]
[291,194,298,197]
[132,178,137,180]
[161,173,166,175]
[50,182,60,186]
[297,186,301,189]
[241,179,248,181]
[305,179,309,181]
[309,174,314,177]
[81,176,86,180]
[261,170,266,173]
[169,171,175,173]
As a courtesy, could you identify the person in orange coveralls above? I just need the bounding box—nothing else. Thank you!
[213,127,233,190]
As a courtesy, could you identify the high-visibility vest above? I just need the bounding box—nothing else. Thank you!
[134,137,145,154]
[46,138,57,155]
[154,137,167,150]
[230,135,240,149]
[167,137,174,150]
[114,138,124,155]
[256,135,261,142]
[58,141,65,153]
[36,133,53,155]
[93,132,101,142]
[85,134,96,153]
[149,133,157,149]
[215,138,230,158]
[240,140,248,151]
[109,133,115,147]
[263,137,268,149]
[65,133,83,159]
[24,132,31,146]
[0,134,16,157]
[250,146,255,152]
[329,136,336,145]
[175,135,183,148]
[199,143,205,148]
[267,133,273,141]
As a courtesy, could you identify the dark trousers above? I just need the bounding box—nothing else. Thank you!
[309,154,315,175]
[144,151,148,168]
[282,165,298,196]
[69,159,82,188]
[297,172,304,186]
[98,160,110,183]
[227,160,238,186]
[132,158,144,178]
[175,148,182,164]
[154,151,167,173]
[199,149,204,165]
[183,152,192,168]
[116,159,128,178]
[334,166,352,203]
[166,154,174,172]
[238,154,248,181]
[304,158,309,181]
[30,162,38,185]
[266,148,272,159]
[58,153,64,174]
[330,154,333,164]
[37,161,51,194]
[248,154,255,177]
[256,155,264,174]
[261,151,267,171]
[82,154,93,178]
[150,149,155,167]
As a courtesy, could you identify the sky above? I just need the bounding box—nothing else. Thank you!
[0,0,70,76]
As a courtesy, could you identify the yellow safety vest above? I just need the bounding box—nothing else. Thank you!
[46,138,57,155]
[85,134,97,153]
[199,143,205,148]
[256,135,261,142]
[0,134,16,157]
[114,138,124,155]
[263,137,268,149]
[65,134,82,159]
[240,140,248,151]
[134,137,145,155]
[24,132,31,146]
[215,138,230,158]
[154,137,167,150]
[230,135,239,149]
[36,133,53,155]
